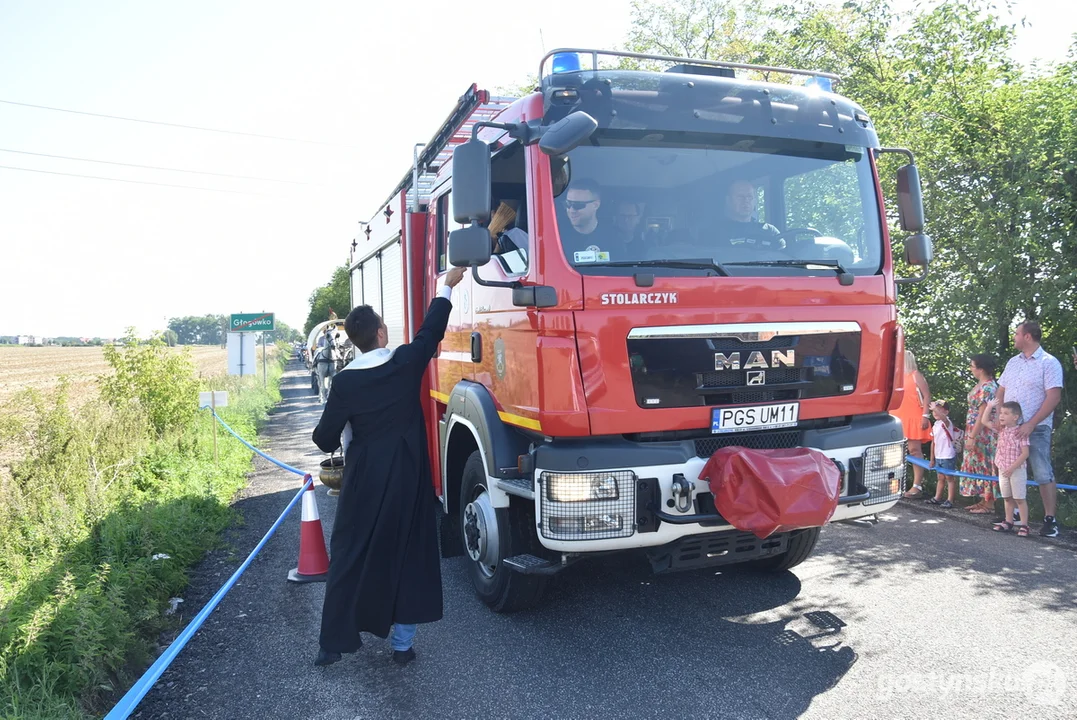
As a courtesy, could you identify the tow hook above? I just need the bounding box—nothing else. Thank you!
[671,473,693,513]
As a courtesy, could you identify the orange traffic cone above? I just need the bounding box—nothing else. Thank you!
[287,477,329,583]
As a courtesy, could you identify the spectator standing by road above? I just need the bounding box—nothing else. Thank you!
[897,350,933,498]
[961,354,999,514]
[925,400,962,508]
[983,399,1032,537]
[995,321,1064,537]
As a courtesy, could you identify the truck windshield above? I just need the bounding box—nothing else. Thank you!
[551,131,883,278]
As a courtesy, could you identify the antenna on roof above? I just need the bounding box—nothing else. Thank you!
[539,29,546,54]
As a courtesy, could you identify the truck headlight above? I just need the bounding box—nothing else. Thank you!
[866,443,904,471]
[544,473,620,503]
[862,442,906,506]
[539,470,636,540]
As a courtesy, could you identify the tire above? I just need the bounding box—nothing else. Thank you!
[750,527,820,571]
[459,451,547,612]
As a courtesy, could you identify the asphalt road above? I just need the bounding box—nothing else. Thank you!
[133,362,1077,720]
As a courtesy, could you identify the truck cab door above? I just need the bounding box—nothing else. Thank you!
[430,190,475,392]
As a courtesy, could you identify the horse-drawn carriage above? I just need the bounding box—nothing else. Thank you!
[304,320,354,402]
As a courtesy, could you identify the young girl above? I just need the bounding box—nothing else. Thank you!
[926,400,963,508]
[981,399,1031,536]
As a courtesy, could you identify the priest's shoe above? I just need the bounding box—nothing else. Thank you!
[314,641,361,667]
[314,649,341,666]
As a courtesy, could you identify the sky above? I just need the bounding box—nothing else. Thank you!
[0,0,1073,339]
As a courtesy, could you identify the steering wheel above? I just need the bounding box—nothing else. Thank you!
[773,227,821,249]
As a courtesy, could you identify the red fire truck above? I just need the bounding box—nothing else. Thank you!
[349,49,931,611]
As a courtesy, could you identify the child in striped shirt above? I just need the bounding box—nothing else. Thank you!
[981,399,1031,537]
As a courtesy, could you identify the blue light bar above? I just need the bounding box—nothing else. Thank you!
[552,52,581,74]
[805,76,833,92]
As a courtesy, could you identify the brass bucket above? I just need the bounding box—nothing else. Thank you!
[319,453,344,496]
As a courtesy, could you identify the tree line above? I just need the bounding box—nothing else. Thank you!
[303,264,350,336]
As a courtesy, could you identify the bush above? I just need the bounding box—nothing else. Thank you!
[99,330,199,436]
[0,344,287,718]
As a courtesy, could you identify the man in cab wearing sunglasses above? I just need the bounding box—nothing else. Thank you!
[561,178,611,260]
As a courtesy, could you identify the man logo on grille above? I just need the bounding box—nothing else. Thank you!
[746,370,766,386]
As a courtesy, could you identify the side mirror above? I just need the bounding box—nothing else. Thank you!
[904,233,933,267]
[448,225,492,267]
[895,164,925,233]
[451,139,492,224]
[539,111,598,156]
[512,284,558,308]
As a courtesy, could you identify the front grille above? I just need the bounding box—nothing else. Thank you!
[538,470,637,541]
[694,429,801,458]
[709,337,794,352]
[703,389,801,405]
[733,391,774,404]
[699,368,804,388]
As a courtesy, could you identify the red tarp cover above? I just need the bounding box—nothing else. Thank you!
[701,447,841,539]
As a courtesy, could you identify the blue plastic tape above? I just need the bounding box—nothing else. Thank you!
[906,454,1075,491]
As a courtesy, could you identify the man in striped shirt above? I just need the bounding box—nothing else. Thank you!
[996,321,1064,538]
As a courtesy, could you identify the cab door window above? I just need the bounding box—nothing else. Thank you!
[484,142,529,278]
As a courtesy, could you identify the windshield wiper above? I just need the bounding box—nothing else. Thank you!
[583,259,730,277]
[722,259,855,285]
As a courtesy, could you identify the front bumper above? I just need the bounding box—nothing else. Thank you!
[527,413,905,553]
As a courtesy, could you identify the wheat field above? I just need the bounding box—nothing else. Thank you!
[0,345,229,408]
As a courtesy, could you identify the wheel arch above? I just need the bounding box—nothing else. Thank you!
[440,381,536,516]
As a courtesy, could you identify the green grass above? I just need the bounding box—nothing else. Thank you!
[0,340,286,719]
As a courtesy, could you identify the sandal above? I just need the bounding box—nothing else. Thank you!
[925,497,942,505]
[992,521,1014,532]
[1016,524,1030,537]
[903,486,924,499]
[940,501,953,509]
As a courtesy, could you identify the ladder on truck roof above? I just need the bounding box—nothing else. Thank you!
[372,84,516,219]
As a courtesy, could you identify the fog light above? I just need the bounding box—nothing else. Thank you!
[548,516,582,534]
[545,473,620,502]
[583,514,623,532]
[889,473,900,495]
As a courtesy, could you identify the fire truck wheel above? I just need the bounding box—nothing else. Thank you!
[750,527,820,571]
[460,451,547,612]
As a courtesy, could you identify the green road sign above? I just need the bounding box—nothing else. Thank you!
[230,313,275,332]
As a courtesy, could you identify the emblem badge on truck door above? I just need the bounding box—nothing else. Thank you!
[494,337,506,380]
[746,370,766,385]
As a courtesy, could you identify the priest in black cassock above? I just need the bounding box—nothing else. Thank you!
[311,266,465,667]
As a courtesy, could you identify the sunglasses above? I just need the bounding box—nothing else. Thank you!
[565,200,596,210]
